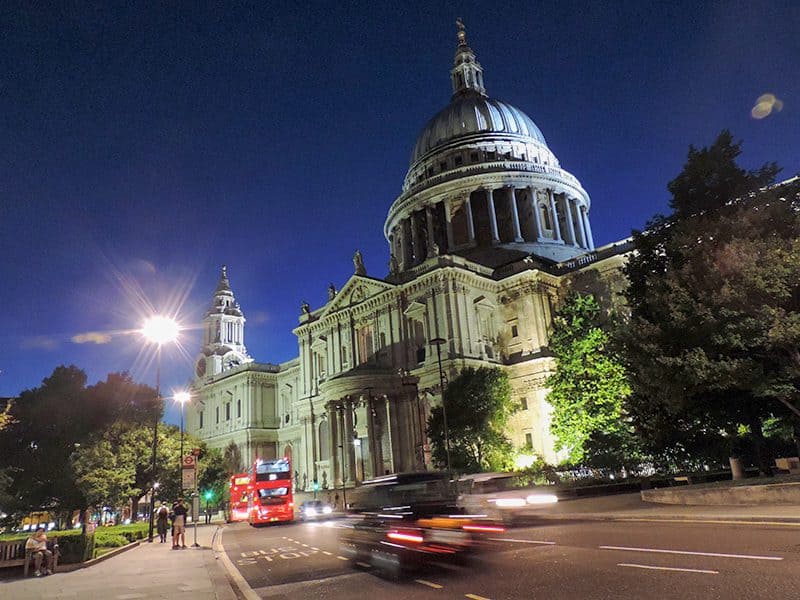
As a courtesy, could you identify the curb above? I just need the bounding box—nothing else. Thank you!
[213,525,261,600]
[533,513,800,526]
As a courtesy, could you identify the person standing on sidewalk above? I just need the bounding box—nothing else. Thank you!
[172,498,188,549]
[156,503,169,543]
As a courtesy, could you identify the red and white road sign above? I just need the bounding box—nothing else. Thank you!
[182,455,197,469]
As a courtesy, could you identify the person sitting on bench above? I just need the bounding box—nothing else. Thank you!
[25,528,54,576]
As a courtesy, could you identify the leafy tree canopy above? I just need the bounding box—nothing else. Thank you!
[428,366,517,473]
[546,293,632,465]
[620,130,800,470]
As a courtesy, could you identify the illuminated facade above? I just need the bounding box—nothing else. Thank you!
[188,23,629,490]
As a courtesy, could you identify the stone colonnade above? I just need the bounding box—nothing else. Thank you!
[391,185,594,270]
[323,390,425,487]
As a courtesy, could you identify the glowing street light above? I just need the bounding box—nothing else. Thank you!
[140,315,180,543]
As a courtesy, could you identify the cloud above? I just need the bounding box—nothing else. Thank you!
[71,331,113,345]
[751,93,784,119]
[21,336,59,351]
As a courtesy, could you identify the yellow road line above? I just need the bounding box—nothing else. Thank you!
[465,594,492,600]
[322,550,332,555]
[337,555,349,560]
[415,579,443,589]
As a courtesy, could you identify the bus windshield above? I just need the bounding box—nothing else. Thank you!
[255,459,291,482]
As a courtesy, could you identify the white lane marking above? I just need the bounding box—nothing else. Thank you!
[488,538,555,545]
[465,594,492,600]
[618,518,800,528]
[618,563,718,575]
[337,555,349,560]
[311,546,320,550]
[599,545,783,561]
[322,550,333,556]
[301,543,309,547]
[416,579,444,589]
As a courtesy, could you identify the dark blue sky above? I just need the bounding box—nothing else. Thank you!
[1,1,798,423]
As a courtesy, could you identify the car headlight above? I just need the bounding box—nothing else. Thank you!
[322,506,333,514]
[493,498,526,508]
[526,494,558,505]
[305,507,317,516]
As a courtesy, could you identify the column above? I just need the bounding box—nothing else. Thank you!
[573,199,588,248]
[410,213,420,265]
[425,205,436,258]
[464,194,476,245]
[328,404,341,486]
[486,188,500,243]
[344,400,356,483]
[384,396,395,473]
[444,199,454,250]
[529,186,543,242]
[548,189,562,242]
[582,207,595,250]
[561,194,577,246]
[509,187,523,242]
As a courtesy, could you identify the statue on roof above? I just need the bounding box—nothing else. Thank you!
[353,250,366,276]
[328,283,337,301]
[301,300,310,315]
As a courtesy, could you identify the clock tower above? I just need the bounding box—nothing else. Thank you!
[195,265,253,380]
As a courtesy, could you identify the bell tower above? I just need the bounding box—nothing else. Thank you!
[195,265,252,379]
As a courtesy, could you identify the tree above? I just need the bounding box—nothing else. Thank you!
[0,399,14,432]
[427,367,517,473]
[620,131,800,473]
[222,441,244,474]
[546,293,633,466]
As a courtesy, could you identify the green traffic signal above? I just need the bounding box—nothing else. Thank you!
[204,490,213,501]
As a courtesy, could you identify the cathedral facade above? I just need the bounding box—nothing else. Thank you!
[187,24,629,491]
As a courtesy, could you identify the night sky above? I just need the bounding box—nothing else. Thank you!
[1,1,798,424]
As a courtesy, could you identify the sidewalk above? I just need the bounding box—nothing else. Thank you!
[537,492,800,524]
[1,525,237,600]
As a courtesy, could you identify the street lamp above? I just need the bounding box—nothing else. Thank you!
[335,402,348,510]
[429,337,451,474]
[140,315,180,543]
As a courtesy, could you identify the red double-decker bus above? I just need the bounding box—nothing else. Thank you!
[228,473,252,522]
[248,457,294,526]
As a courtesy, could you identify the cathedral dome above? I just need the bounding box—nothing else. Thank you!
[411,94,547,165]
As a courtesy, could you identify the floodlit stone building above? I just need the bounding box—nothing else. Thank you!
[187,23,629,491]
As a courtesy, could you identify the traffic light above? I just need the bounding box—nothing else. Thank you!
[312,480,320,492]
[204,490,213,501]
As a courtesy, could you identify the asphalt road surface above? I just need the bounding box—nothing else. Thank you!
[221,517,800,599]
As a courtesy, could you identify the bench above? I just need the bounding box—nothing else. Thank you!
[0,538,59,576]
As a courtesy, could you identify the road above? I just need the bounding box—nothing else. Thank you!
[221,516,800,599]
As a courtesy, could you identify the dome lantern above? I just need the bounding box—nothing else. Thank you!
[451,18,486,98]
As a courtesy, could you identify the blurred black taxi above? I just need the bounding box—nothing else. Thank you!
[338,472,504,578]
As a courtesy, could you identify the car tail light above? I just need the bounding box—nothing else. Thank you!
[387,530,424,543]
[463,524,506,533]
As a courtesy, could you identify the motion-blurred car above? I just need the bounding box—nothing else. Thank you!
[457,472,558,525]
[339,472,504,578]
[299,500,333,520]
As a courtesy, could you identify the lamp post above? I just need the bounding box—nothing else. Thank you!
[140,315,180,543]
[429,337,451,474]
[335,401,347,510]
[174,391,191,472]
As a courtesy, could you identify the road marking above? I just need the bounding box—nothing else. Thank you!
[337,555,349,561]
[356,561,371,568]
[311,546,320,550]
[618,518,800,527]
[322,550,332,555]
[301,543,309,547]
[465,594,492,600]
[416,579,443,589]
[488,538,555,545]
[618,563,718,575]
[599,545,783,561]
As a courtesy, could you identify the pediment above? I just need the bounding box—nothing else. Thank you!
[316,275,396,317]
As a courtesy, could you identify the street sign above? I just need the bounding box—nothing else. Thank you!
[182,455,197,469]
[182,468,196,490]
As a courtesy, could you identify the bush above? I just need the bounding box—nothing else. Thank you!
[93,532,129,548]
[58,532,94,564]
